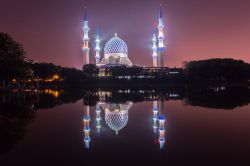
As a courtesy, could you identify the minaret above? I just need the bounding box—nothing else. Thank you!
[95,26,101,64]
[157,5,165,67]
[82,10,90,65]
[152,29,158,67]
[83,106,91,149]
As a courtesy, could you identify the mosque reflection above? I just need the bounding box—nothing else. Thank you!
[82,98,167,150]
[2,85,250,155]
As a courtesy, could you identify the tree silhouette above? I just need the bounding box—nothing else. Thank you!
[0,33,29,87]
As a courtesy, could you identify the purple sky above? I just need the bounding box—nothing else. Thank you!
[1,0,250,69]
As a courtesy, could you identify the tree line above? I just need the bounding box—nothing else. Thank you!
[0,33,84,89]
[1,32,250,89]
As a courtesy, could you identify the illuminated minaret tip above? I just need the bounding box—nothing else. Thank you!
[95,26,101,64]
[82,9,90,65]
[157,4,165,67]
[152,29,158,67]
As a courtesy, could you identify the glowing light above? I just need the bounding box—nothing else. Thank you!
[52,74,60,80]
[44,89,61,98]
[95,27,101,64]
[152,32,158,67]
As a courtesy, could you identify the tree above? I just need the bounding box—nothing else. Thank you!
[30,63,60,80]
[184,58,250,83]
[0,33,25,62]
[0,33,29,87]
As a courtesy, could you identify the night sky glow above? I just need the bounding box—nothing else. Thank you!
[1,0,250,69]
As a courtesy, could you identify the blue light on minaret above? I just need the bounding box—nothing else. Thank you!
[82,10,90,64]
[95,26,101,64]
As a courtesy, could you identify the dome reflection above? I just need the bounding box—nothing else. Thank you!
[101,103,133,135]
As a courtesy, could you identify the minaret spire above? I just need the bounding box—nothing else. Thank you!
[85,10,88,21]
[82,8,90,65]
[95,26,101,64]
[159,4,163,19]
[157,4,165,67]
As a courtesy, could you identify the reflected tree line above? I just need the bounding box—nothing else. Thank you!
[1,85,250,155]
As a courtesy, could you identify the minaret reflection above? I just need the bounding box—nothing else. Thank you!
[152,100,166,150]
[153,101,159,134]
[158,116,166,150]
[96,103,101,134]
[83,105,91,149]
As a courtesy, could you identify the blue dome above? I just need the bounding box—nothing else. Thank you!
[104,35,128,55]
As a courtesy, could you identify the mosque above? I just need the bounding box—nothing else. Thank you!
[82,5,167,150]
[82,5,165,67]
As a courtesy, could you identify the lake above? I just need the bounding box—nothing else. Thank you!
[1,86,250,165]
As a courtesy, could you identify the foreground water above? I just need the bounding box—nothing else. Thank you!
[1,87,250,165]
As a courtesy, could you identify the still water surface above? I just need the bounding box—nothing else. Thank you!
[1,87,250,165]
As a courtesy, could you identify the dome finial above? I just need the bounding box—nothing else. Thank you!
[115,33,118,37]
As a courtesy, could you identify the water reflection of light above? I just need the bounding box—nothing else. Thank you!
[98,91,112,101]
[153,101,158,134]
[82,100,167,150]
[44,89,61,98]
[152,101,166,150]
[96,103,101,133]
[158,116,166,150]
[83,106,91,149]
